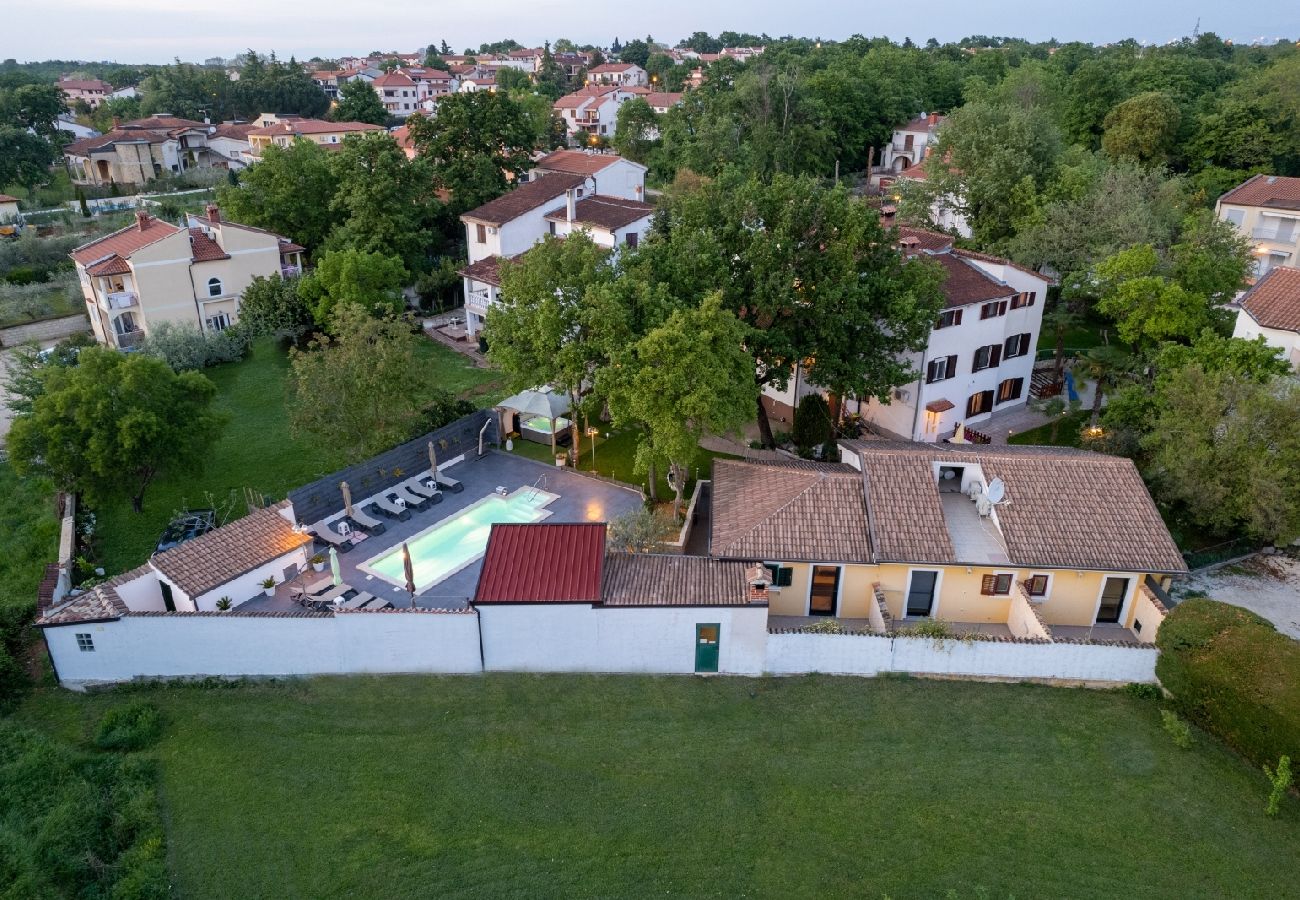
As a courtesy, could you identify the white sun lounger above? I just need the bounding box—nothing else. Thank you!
[401,476,442,503]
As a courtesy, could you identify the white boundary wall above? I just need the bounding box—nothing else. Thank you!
[766,632,1158,683]
[45,612,482,688]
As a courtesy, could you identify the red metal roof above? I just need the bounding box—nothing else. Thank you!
[474,523,606,603]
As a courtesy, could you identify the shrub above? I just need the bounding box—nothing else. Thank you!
[237,274,313,341]
[1160,709,1194,749]
[1264,756,1292,817]
[94,700,163,752]
[1156,598,1300,770]
[792,394,833,458]
[1123,682,1161,701]
[139,321,251,371]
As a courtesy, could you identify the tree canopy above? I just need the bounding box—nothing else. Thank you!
[215,139,339,253]
[331,78,389,125]
[298,248,407,324]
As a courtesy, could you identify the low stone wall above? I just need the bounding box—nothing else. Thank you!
[0,313,90,348]
[1008,592,1053,640]
[766,630,1159,684]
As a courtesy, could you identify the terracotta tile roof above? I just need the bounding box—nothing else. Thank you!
[544,195,655,231]
[85,254,131,276]
[474,523,606,603]
[210,123,256,140]
[600,554,764,606]
[461,173,587,227]
[1240,266,1300,333]
[926,251,1015,309]
[65,128,168,156]
[1220,174,1300,212]
[458,255,503,286]
[151,501,312,598]
[709,459,873,563]
[646,92,684,108]
[125,115,206,132]
[900,113,945,133]
[373,71,417,87]
[70,216,181,266]
[852,442,1187,573]
[38,583,127,626]
[925,399,955,413]
[188,229,230,262]
[278,239,306,254]
[534,149,631,176]
[553,85,619,109]
[898,226,954,253]
[247,119,383,138]
[0,194,20,203]
[590,63,638,73]
[58,78,112,92]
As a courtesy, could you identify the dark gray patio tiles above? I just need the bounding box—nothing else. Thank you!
[239,451,643,612]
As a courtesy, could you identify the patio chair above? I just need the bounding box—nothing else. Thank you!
[347,505,387,535]
[434,470,463,493]
[401,476,443,505]
[371,496,411,521]
[392,483,432,511]
[307,523,353,553]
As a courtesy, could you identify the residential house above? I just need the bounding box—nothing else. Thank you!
[55,115,99,141]
[889,160,972,238]
[110,85,139,101]
[708,443,1183,643]
[372,70,420,117]
[57,77,112,109]
[764,228,1048,443]
[588,62,648,87]
[207,123,256,170]
[243,118,385,162]
[1216,174,1300,279]
[880,113,945,173]
[310,70,346,99]
[69,206,305,349]
[554,85,639,139]
[64,115,229,186]
[1231,266,1300,370]
[405,67,457,107]
[645,91,685,114]
[456,71,499,93]
[459,155,648,336]
[552,52,593,80]
[0,194,21,223]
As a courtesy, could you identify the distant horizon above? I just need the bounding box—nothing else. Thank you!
[8,0,1299,66]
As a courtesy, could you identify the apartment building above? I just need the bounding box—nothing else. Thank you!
[1216,174,1300,280]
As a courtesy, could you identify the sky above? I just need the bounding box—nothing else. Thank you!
[8,0,1300,63]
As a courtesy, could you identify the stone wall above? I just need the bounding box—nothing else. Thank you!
[0,313,91,348]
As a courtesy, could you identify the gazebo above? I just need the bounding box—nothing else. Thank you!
[497,388,573,454]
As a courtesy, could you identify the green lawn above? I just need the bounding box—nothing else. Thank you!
[14,675,1298,899]
[0,463,58,607]
[505,424,735,501]
[413,338,504,403]
[1008,409,1093,448]
[92,337,501,574]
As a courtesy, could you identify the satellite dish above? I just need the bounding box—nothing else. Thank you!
[986,478,1006,504]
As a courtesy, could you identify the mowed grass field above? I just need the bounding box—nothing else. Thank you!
[17,675,1298,899]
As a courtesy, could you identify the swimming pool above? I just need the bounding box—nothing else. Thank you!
[360,487,559,592]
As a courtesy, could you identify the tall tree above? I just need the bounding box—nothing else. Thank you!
[0,83,64,137]
[612,97,659,162]
[7,349,224,513]
[297,249,407,324]
[331,78,388,125]
[0,127,56,190]
[215,139,339,253]
[1102,91,1181,166]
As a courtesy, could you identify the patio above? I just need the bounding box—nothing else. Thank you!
[241,451,643,612]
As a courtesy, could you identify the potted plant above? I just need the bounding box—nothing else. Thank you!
[215,597,233,611]
[260,576,276,596]
[311,553,325,573]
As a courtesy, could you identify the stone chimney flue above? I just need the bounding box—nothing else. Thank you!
[205,203,221,223]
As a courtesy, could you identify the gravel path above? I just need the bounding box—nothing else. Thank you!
[1180,554,1300,640]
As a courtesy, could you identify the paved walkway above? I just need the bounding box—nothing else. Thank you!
[983,378,1100,445]
[1182,554,1300,640]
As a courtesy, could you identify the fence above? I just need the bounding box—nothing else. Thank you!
[0,313,91,348]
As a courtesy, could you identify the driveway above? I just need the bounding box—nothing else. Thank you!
[1179,554,1300,640]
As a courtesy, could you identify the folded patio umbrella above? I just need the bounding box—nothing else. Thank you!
[428,441,437,475]
[341,481,353,518]
[402,542,415,596]
[329,546,341,587]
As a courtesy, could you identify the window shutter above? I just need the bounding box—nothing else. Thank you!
[980,574,997,595]
[926,360,937,384]
[1028,292,1036,306]
[954,309,962,325]
[1019,333,1031,356]
[990,345,1001,367]
[1004,336,1016,358]
[947,355,957,379]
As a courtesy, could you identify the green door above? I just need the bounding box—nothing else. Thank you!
[695,623,720,673]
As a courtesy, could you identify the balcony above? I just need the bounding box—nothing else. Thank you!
[115,330,145,350]
[1251,225,1298,243]
[465,289,495,316]
[281,264,302,278]
[104,290,137,310]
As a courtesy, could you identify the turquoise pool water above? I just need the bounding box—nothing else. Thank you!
[363,489,557,590]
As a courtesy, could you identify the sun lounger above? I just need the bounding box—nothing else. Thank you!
[347,505,387,535]
[307,523,352,553]
[338,592,375,610]
[392,484,431,510]
[362,596,394,610]
[371,496,411,521]
[401,476,442,504]
[310,584,353,606]
[433,470,463,493]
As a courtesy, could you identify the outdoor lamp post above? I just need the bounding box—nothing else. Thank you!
[587,426,599,471]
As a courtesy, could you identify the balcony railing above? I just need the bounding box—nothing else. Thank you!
[1251,226,1298,242]
[281,264,302,278]
[115,330,145,350]
[465,289,495,316]
[104,290,137,310]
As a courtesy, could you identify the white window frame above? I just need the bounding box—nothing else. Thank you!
[904,568,944,619]
[1092,574,1136,627]
[206,277,223,298]
[805,564,843,616]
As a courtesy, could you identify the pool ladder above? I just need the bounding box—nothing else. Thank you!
[527,475,547,502]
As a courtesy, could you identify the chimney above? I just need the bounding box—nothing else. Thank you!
[929,112,940,125]
[205,203,221,223]
[565,188,577,223]
[134,210,151,230]
[112,116,121,129]
[746,563,771,604]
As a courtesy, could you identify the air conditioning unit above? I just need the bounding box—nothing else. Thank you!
[976,496,994,517]
[487,226,499,235]
[893,387,910,402]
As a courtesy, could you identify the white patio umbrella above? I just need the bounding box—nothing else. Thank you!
[340,481,353,517]
[329,546,341,587]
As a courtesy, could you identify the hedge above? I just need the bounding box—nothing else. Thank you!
[1156,597,1300,769]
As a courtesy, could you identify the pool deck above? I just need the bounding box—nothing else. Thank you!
[241,450,643,612]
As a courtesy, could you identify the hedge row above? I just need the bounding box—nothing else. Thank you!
[1156,597,1300,769]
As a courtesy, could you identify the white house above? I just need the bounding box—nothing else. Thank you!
[1216,174,1300,280]
[530,149,647,201]
[372,71,420,117]
[880,113,945,173]
[543,191,654,250]
[764,228,1049,443]
[1232,266,1300,370]
[587,62,649,87]
[890,161,972,239]
[553,85,638,140]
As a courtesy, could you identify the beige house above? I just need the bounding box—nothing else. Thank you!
[708,442,1185,644]
[1216,175,1300,280]
[1232,266,1300,370]
[69,206,305,349]
[64,116,231,187]
[243,118,386,162]
[58,77,112,109]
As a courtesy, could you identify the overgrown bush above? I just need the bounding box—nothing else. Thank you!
[139,320,251,371]
[1160,709,1194,749]
[0,464,59,711]
[1156,598,1300,771]
[792,394,833,458]
[94,700,164,752]
[0,721,169,898]
[0,272,81,326]
[0,231,83,281]
[237,274,313,341]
